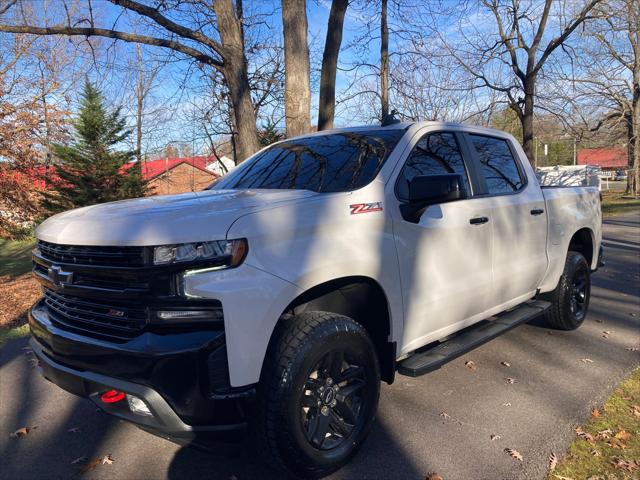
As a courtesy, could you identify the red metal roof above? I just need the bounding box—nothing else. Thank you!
[577,148,628,168]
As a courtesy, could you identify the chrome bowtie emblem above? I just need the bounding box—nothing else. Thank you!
[47,265,74,287]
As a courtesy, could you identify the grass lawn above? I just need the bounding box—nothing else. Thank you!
[601,190,640,218]
[0,238,36,277]
[549,369,640,479]
[0,238,40,330]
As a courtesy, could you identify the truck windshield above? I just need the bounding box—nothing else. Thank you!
[212,129,404,193]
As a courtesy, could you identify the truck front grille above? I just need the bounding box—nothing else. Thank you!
[43,288,147,342]
[37,240,146,267]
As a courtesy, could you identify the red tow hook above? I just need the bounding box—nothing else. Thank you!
[100,389,126,404]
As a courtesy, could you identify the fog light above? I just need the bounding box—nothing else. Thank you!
[126,394,152,416]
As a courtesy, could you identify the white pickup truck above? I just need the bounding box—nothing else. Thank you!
[29,121,602,478]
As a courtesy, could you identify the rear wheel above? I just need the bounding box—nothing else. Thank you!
[256,311,380,478]
[542,251,591,330]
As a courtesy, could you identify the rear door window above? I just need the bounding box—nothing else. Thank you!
[469,135,524,194]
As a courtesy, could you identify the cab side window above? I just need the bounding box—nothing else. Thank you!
[396,132,471,202]
[469,135,524,194]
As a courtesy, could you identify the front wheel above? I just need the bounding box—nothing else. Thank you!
[256,311,380,479]
[541,251,591,330]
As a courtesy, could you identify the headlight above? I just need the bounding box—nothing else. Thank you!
[152,239,248,267]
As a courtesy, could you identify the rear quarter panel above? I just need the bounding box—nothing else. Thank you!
[539,186,602,292]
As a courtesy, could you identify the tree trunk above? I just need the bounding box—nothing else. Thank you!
[213,0,260,162]
[521,81,536,165]
[380,0,389,122]
[282,0,311,137]
[317,0,348,131]
[135,46,144,163]
[629,86,640,196]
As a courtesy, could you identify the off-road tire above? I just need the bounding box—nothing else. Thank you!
[256,311,380,479]
[541,251,591,330]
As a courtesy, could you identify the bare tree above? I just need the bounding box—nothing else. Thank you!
[0,0,260,161]
[317,0,348,130]
[436,0,602,163]
[282,0,311,137]
[575,0,639,195]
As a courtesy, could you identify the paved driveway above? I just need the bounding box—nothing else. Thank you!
[1,213,638,480]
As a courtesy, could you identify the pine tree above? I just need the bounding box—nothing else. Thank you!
[42,80,146,213]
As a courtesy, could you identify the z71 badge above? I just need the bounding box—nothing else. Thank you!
[350,202,383,215]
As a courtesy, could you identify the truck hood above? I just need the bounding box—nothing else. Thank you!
[36,189,318,246]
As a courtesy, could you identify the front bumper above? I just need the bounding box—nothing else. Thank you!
[29,301,252,441]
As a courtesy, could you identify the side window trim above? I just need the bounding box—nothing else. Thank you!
[393,130,476,202]
[462,133,528,197]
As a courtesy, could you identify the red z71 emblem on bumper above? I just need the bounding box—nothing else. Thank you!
[350,202,383,215]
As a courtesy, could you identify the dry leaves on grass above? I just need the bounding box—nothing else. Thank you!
[9,426,37,438]
[552,476,575,480]
[610,457,639,473]
[504,448,523,461]
[0,274,40,329]
[548,452,558,472]
[632,405,640,417]
[464,360,476,371]
[591,408,600,418]
[574,426,595,443]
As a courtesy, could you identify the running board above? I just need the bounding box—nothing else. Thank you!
[397,300,551,377]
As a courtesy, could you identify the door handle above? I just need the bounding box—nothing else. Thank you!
[469,216,489,225]
[530,208,545,216]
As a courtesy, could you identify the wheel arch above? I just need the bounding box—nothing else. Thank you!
[275,276,396,384]
[568,227,595,268]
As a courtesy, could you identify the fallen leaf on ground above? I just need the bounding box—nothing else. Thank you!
[505,378,516,384]
[71,456,87,465]
[614,430,632,442]
[500,361,510,367]
[101,454,114,465]
[606,438,627,449]
[553,476,575,480]
[79,458,102,473]
[490,434,501,441]
[591,408,600,417]
[548,452,557,471]
[574,426,595,442]
[590,449,601,457]
[504,448,523,461]
[581,358,594,364]
[67,427,81,433]
[464,360,476,371]
[502,402,512,407]
[425,474,443,480]
[602,330,612,338]
[632,405,640,417]
[610,457,639,472]
[9,426,36,438]
[439,412,451,419]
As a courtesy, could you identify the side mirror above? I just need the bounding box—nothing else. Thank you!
[401,174,466,223]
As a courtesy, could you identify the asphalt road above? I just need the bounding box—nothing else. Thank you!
[1,213,638,480]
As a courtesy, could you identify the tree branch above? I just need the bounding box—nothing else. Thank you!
[0,24,224,68]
